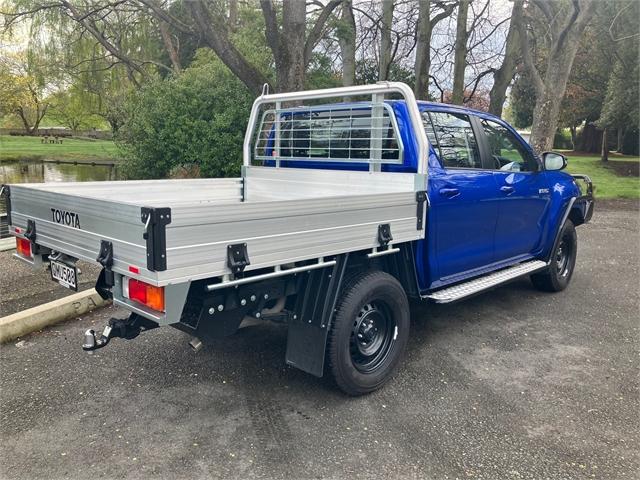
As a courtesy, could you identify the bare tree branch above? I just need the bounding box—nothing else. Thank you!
[187,0,270,94]
[304,0,343,66]
[516,3,544,94]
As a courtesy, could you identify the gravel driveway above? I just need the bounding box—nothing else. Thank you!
[1,202,638,480]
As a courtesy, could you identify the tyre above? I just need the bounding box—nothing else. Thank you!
[531,219,577,292]
[327,270,410,396]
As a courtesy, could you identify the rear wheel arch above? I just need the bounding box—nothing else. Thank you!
[532,218,578,292]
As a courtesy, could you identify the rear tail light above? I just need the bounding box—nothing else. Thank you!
[16,238,33,258]
[123,278,165,312]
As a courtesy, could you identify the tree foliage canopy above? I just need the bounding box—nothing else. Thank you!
[117,50,253,180]
[0,52,49,133]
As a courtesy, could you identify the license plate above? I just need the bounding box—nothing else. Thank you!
[50,259,78,291]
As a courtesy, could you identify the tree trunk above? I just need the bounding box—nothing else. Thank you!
[16,104,47,135]
[529,89,566,153]
[275,0,306,92]
[378,0,394,81]
[451,0,469,105]
[569,125,577,151]
[32,104,47,134]
[158,21,182,73]
[414,1,455,100]
[529,37,593,151]
[601,128,609,161]
[616,127,625,153]
[414,0,432,99]
[579,122,601,153]
[338,0,356,87]
[262,0,342,93]
[488,0,523,116]
[16,108,34,135]
[520,0,596,153]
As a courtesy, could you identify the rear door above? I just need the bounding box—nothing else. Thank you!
[475,117,551,261]
[424,110,499,282]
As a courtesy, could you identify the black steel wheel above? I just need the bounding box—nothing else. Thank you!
[555,239,569,277]
[350,302,397,373]
[531,219,578,292]
[327,270,410,396]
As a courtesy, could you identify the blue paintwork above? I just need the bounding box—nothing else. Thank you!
[263,100,588,294]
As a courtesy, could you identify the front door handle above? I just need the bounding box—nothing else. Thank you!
[500,185,515,195]
[439,187,460,198]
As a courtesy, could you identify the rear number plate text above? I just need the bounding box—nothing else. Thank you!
[50,260,78,291]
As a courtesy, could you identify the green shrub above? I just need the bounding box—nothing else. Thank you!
[117,50,253,179]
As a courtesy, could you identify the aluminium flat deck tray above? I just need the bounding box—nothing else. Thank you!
[7,169,425,286]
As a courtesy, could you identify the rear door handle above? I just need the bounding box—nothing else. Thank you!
[500,185,515,195]
[439,187,460,198]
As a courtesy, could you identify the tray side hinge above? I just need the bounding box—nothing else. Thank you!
[377,223,393,247]
[25,218,40,254]
[95,240,114,299]
[141,207,171,272]
[227,243,250,275]
[416,190,427,230]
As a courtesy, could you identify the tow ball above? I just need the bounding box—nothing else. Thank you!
[82,313,158,351]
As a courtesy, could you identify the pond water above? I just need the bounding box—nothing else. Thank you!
[0,161,120,185]
[0,162,120,234]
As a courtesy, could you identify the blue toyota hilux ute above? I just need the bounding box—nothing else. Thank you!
[5,83,593,395]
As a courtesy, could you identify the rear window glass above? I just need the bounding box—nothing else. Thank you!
[424,111,482,169]
[254,105,403,164]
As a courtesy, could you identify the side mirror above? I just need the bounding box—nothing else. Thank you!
[542,151,568,171]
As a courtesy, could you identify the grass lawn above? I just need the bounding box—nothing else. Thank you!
[563,152,639,199]
[0,135,120,163]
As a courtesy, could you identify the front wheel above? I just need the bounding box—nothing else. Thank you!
[531,219,578,292]
[327,270,410,396]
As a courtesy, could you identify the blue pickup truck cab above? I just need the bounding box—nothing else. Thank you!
[410,101,594,293]
[4,83,593,395]
[269,99,594,295]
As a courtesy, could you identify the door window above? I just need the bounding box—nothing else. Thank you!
[479,119,537,172]
[423,112,482,169]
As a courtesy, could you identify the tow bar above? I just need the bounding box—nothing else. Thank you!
[82,313,158,351]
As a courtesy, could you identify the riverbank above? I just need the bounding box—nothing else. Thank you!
[0,135,120,163]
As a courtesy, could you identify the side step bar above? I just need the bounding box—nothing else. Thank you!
[425,260,547,304]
